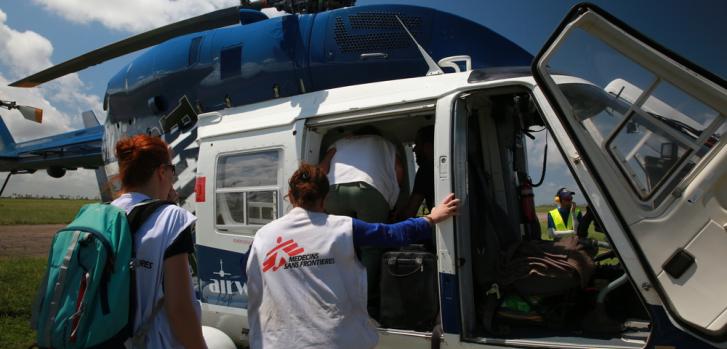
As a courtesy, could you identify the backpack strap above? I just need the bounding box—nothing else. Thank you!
[44,230,84,345]
[127,200,176,233]
[122,199,175,348]
[98,200,175,317]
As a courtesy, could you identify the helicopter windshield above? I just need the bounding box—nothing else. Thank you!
[557,81,724,202]
[533,23,726,206]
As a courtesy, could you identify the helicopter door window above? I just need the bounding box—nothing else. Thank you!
[605,79,724,201]
[539,27,725,206]
[188,36,202,66]
[215,150,280,235]
[220,45,242,79]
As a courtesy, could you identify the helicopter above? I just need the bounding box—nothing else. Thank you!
[4,1,727,348]
[1,0,531,200]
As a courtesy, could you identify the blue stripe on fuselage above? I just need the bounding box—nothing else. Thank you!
[439,272,461,334]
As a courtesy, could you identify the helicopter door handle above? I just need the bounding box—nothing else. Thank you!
[662,248,695,279]
[438,156,449,179]
[360,53,388,60]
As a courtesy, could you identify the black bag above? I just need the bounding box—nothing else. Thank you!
[379,246,438,331]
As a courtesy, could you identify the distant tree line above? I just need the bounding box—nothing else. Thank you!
[1,194,100,200]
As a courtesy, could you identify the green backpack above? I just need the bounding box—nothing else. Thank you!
[31,200,171,348]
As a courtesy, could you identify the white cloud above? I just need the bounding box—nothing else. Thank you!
[32,0,243,33]
[0,8,102,140]
[525,129,583,205]
[526,128,567,171]
[0,9,53,77]
[0,8,102,198]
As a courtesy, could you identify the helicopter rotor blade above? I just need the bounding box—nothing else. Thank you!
[10,6,243,88]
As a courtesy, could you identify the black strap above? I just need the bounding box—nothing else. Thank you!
[100,200,175,338]
[100,274,110,314]
[126,199,175,333]
[127,200,176,233]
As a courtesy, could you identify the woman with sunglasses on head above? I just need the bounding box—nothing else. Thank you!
[111,134,206,349]
[245,163,459,349]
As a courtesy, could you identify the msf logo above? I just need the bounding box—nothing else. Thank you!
[263,237,304,272]
[208,260,243,295]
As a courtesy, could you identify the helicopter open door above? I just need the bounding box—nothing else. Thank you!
[533,3,727,345]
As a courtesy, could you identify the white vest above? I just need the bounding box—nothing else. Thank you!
[246,207,378,349]
[111,193,199,349]
[327,135,400,208]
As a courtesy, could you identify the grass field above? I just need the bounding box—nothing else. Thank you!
[0,198,97,225]
[0,199,93,347]
[0,257,45,349]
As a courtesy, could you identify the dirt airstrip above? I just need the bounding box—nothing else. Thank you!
[0,224,62,257]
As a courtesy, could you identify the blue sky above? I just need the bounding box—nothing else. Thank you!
[0,0,724,203]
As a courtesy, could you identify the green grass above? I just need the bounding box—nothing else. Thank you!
[0,199,99,345]
[0,256,46,349]
[535,204,554,214]
[0,199,97,225]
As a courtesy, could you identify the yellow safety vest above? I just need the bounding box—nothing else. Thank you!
[549,208,580,231]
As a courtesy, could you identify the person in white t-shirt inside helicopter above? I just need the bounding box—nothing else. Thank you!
[318,125,405,319]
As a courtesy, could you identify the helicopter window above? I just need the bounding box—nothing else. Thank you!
[215,150,279,235]
[220,45,242,79]
[542,27,725,206]
[188,36,202,66]
[608,112,692,196]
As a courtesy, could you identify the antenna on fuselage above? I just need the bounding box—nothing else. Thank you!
[394,15,443,76]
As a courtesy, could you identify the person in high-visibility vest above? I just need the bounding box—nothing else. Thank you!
[547,188,582,239]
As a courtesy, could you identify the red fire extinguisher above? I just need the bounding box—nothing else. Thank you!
[520,177,536,223]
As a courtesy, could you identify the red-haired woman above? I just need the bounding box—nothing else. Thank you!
[111,134,206,349]
[245,164,459,349]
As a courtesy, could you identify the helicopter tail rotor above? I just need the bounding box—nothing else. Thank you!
[0,100,43,123]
